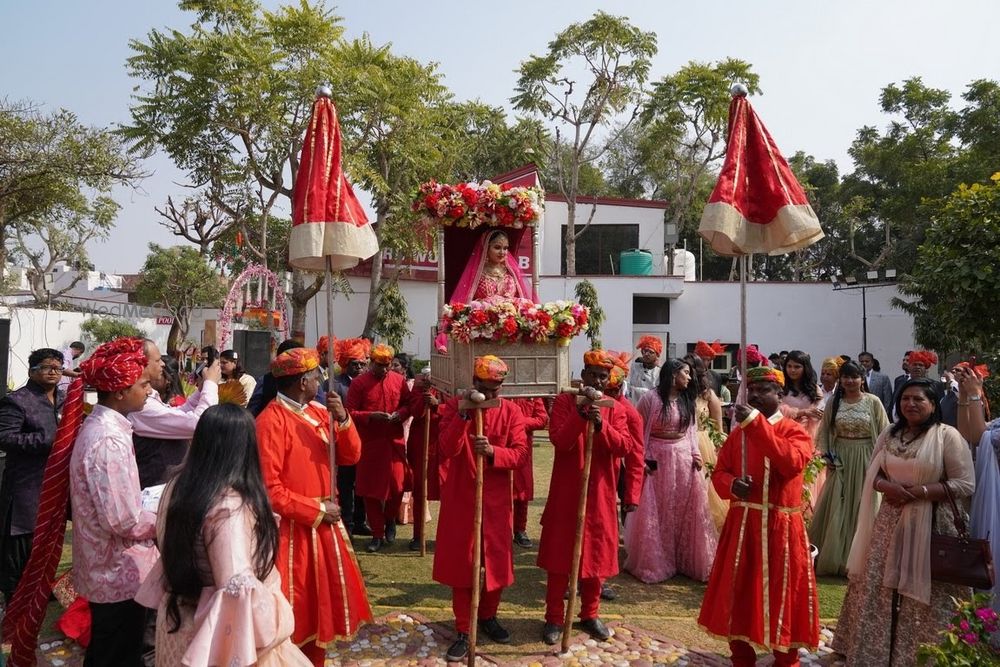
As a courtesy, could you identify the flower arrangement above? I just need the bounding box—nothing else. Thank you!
[918,593,1000,666]
[412,180,543,229]
[440,298,588,345]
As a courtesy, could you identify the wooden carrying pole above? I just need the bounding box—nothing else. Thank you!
[468,407,486,667]
[326,257,338,505]
[420,403,431,557]
[740,254,748,478]
[561,392,613,653]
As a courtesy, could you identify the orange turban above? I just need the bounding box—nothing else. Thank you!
[335,337,372,369]
[821,356,845,375]
[583,349,615,369]
[695,340,727,361]
[955,361,989,379]
[271,347,320,378]
[607,350,631,371]
[370,343,395,365]
[316,335,332,356]
[747,366,784,387]
[607,365,627,389]
[79,337,148,392]
[474,355,508,382]
[909,350,938,369]
[636,335,662,357]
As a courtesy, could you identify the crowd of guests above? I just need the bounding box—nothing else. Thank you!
[0,332,996,667]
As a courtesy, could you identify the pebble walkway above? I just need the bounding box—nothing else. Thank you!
[19,612,843,666]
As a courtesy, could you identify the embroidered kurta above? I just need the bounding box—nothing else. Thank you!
[69,404,158,603]
[698,410,819,652]
[510,398,548,503]
[256,395,372,647]
[537,393,630,579]
[345,371,411,500]
[432,397,528,591]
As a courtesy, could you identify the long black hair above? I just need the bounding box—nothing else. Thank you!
[161,404,278,631]
[682,353,708,398]
[161,356,185,404]
[656,358,697,430]
[783,350,819,400]
[827,360,868,427]
[889,378,943,437]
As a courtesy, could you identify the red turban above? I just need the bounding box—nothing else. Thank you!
[583,349,615,369]
[955,361,989,379]
[335,337,372,369]
[78,338,147,392]
[695,340,727,361]
[736,344,767,367]
[636,335,663,357]
[271,348,321,378]
[747,366,785,387]
[370,343,395,365]
[316,335,332,356]
[474,355,508,382]
[909,350,938,369]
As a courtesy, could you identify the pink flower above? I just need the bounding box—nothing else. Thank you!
[962,632,978,644]
[976,608,999,622]
[960,620,971,631]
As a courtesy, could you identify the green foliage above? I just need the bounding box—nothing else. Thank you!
[0,100,144,294]
[917,593,1000,666]
[211,214,291,276]
[574,279,605,349]
[369,279,411,351]
[892,174,1000,355]
[135,243,227,350]
[80,317,147,346]
[512,11,657,275]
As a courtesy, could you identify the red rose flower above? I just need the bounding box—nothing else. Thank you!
[469,310,488,326]
[447,205,464,219]
[502,317,519,336]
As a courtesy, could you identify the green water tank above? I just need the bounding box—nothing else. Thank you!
[619,249,653,275]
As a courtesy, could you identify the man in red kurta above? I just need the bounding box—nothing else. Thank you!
[256,347,373,666]
[537,350,631,644]
[346,343,411,552]
[697,366,819,667]
[509,397,548,548]
[405,372,442,551]
[433,355,528,662]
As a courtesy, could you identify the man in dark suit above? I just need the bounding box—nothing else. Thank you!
[892,351,913,394]
[859,351,894,414]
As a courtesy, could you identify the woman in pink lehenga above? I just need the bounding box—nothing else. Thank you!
[136,404,310,667]
[624,359,718,583]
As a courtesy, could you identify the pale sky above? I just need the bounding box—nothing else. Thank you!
[2,0,995,273]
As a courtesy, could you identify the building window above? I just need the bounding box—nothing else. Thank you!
[633,296,669,324]
[560,224,640,275]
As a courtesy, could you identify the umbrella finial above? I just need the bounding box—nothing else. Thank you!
[316,83,333,99]
[730,83,749,98]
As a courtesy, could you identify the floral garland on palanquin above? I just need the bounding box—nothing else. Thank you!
[440,298,588,345]
[412,180,543,229]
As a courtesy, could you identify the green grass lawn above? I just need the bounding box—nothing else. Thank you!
[351,432,847,655]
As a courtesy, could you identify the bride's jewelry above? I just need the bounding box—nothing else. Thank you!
[484,265,507,278]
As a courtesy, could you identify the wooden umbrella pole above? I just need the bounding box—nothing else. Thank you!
[326,257,338,506]
[561,418,596,653]
[420,404,431,557]
[468,407,486,667]
[740,254,748,478]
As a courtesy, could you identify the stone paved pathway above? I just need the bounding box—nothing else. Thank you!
[16,612,843,666]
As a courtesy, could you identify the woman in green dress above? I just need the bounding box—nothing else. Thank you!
[808,360,889,575]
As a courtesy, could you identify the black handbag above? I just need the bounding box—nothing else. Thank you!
[929,483,995,589]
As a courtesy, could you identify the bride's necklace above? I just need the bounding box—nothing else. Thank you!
[484,265,506,278]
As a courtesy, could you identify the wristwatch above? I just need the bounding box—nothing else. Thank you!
[969,395,983,402]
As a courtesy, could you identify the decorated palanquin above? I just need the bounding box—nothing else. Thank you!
[412,180,588,397]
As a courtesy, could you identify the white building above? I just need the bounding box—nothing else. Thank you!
[305,165,917,379]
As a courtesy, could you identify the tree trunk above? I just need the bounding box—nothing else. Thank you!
[564,199,577,276]
[167,317,183,356]
[362,250,384,340]
[289,269,323,341]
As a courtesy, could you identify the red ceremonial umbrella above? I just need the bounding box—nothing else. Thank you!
[697,84,824,472]
[290,85,379,492]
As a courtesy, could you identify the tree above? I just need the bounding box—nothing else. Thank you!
[369,279,411,351]
[123,0,345,338]
[134,244,227,353]
[0,101,144,283]
[512,11,657,275]
[574,280,605,349]
[80,317,147,346]
[892,174,1000,355]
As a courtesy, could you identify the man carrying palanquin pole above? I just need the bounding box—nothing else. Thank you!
[698,366,819,667]
[256,347,372,666]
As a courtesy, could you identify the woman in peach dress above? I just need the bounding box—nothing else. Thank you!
[780,350,826,508]
[136,404,310,667]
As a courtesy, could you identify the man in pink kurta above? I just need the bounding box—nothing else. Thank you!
[698,366,819,667]
[537,350,631,645]
[345,343,411,552]
[68,338,158,666]
[432,355,528,662]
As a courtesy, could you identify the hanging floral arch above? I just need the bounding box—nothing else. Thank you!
[218,264,289,349]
